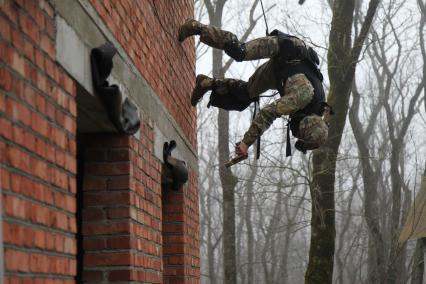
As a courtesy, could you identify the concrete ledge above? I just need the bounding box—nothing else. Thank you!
[53,0,197,170]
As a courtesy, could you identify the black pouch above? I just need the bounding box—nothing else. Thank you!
[207,91,256,111]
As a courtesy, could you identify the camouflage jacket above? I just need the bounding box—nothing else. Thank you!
[242,73,314,146]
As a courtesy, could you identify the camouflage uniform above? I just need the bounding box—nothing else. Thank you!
[185,22,328,150]
[242,73,315,146]
[197,25,323,147]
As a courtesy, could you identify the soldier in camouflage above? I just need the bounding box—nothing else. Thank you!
[179,19,331,158]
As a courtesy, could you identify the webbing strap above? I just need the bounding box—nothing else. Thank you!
[286,121,292,157]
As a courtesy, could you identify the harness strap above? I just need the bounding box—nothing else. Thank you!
[253,99,261,159]
[286,121,291,157]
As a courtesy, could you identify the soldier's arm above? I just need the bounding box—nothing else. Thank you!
[241,89,304,146]
[241,103,277,146]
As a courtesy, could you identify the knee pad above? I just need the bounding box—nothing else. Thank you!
[224,35,246,62]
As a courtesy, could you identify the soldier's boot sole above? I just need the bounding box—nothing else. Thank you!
[191,75,211,106]
[178,19,201,42]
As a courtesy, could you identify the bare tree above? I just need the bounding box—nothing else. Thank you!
[305,0,380,283]
[201,0,267,282]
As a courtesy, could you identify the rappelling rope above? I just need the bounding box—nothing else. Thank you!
[253,0,273,160]
[259,0,269,36]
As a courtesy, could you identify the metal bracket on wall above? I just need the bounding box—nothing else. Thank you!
[162,141,189,191]
[90,42,140,135]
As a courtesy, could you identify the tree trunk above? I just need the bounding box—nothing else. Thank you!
[203,2,239,283]
[410,238,425,284]
[208,7,238,284]
[245,155,258,284]
[305,0,380,283]
[217,60,238,284]
[207,190,218,284]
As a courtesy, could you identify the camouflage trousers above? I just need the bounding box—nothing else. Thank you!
[200,25,314,115]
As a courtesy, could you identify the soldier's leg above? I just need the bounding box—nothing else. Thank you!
[179,19,279,62]
[244,36,280,60]
[275,74,314,115]
[179,19,238,49]
[192,59,279,106]
[191,75,253,111]
[246,59,279,98]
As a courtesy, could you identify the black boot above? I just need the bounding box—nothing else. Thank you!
[191,74,214,106]
[178,19,203,42]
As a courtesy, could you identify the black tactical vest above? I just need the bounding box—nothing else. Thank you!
[270,30,326,138]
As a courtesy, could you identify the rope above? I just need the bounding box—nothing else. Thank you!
[259,0,269,36]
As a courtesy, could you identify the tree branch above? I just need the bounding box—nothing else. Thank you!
[350,0,381,70]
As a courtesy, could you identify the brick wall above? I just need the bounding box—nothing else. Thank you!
[79,130,163,283]
[1,0,199,283]
[1,0,77,283]
[89,0,197,147]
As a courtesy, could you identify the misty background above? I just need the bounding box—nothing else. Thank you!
[192,0,426,283]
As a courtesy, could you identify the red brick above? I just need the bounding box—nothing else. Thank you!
[32,158,48,180]
[163,245,184,255]
[10,27,24,50]
[19,12,39,43]
[64,194,76,213]
[63,237,77,254]
[23,39,34,61]
[0,118,12,140]
[40,33,55,57]
[34,49,45,70]
[5,249,30,272]
[29,253,48,273]
[0,93,5,114]
[35,137,46,158]
[10,49,25,76]
[1,168,11,190]
[68,176,77,194]
[82,222,131,235]
[55,148,65,167]
[54,211,68,230]
[0,16,11,41]
[84,191,132,206]
[0,67,13,91]
[108,148,131,161]
[4,194,27,219]
[83,271,104,282]
[44,233,55,251]
[82,207,105,221]
[64,153,76,173]
[86,162,131,176]
[83,177,107,191]
[83,238,107,251]
[108,269,137,282]
[85,252,132,266]
[68,216,77,233]
[106,236,134,249]
[106,207,133,219]
[31,202,49,225]
[34,229,46,249]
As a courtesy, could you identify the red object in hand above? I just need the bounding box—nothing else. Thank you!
[224,142,249,168]
[235,141,248,157]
